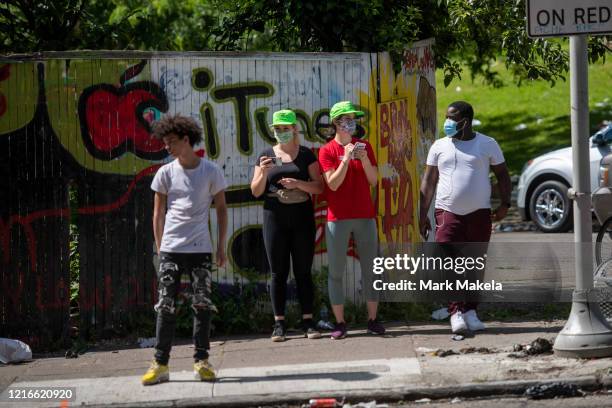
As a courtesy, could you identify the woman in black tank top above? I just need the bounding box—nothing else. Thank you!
[250,109,324,342]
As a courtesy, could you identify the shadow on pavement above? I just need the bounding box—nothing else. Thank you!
[405,325,562,335]
[214,370,380,383]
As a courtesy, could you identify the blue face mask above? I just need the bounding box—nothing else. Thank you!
[444,118,465,138]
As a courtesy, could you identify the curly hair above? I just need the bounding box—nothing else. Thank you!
[151,114,203,147]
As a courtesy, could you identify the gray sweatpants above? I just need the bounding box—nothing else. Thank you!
[326,218,379,305]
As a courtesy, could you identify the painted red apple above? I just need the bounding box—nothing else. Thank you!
[78,62,169,160]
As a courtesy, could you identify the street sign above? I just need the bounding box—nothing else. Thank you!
[527,0,612,37]
[527,0,612,358]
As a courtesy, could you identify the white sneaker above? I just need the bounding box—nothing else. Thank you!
[463,309,485,332]
[450,311,469,334]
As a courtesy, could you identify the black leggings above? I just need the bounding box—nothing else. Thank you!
[263,201,315,317]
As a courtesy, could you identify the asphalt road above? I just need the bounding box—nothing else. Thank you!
[395,393,612,407]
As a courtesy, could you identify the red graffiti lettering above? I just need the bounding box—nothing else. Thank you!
[77,165,161,215]
[126,276,149,307]
[0,94,6,117]
[1,165,161,310]
[36,276,68,310]
[420,47,435,71]
[381,175,414,244]
[402,47,435,74]
[403,50,419,72]
[379,100,412,168]
[78,280,103,312]
[0,64,9,118]
[379,99,415,245]
[0,64,10,81]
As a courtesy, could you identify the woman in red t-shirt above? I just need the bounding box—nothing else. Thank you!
[318,101,385,339]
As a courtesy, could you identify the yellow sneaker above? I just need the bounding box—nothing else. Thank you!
[194,359,216,381]
[141,361,169,386]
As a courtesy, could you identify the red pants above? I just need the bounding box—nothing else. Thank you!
[434,208,492,314]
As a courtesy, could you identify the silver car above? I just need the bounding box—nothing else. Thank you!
[517,124,612,232]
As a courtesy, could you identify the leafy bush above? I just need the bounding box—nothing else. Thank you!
[69,224,80,305]
[68,183,80,306]
[175,276,272,337]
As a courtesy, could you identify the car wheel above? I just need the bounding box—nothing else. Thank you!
[595,217,612,266]
[529,180,573,233]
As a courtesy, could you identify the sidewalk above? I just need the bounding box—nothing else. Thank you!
[1,320,611,407]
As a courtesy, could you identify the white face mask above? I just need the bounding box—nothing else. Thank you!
[337,118,357,134]
[274,130,294,144]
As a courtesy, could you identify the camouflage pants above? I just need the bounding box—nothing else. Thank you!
[154,252,216,365]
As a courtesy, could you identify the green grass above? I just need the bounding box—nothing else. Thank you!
[435,57,612,175]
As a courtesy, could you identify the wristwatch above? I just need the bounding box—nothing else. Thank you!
[501,201,511,208]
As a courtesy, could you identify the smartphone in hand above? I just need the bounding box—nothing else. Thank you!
[352,142,366,159]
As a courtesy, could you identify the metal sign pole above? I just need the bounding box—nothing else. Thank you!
[571,34,594,292]
[553,35,612,358]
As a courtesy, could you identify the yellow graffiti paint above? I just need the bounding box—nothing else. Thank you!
[376,52,421,247]
[0,63,38,135]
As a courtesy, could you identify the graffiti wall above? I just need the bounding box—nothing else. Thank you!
[377,40,437,252]
[0,46,435,346]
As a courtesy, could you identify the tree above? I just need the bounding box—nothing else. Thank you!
[212,0,611,87]
[0,0,609,87]
[0,0,220,53]
[98,0,219,51]
[0,0,88,52]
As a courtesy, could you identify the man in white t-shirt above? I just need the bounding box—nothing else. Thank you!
[419,101,511,335]
[141,115,228,385]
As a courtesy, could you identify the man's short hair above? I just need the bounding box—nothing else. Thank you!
[449,101,474,122]
[151,114,203,147]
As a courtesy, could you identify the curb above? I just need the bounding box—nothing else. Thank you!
[73,375,611,408]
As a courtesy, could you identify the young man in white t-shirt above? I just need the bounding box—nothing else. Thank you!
[419,101,512,335]
[141,115,228,385]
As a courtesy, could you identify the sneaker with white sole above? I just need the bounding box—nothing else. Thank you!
[463,309,485,331]
[302,319,322,339]
[450,311,469,334]
[271,320,286,342]
[330,322,347,340]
